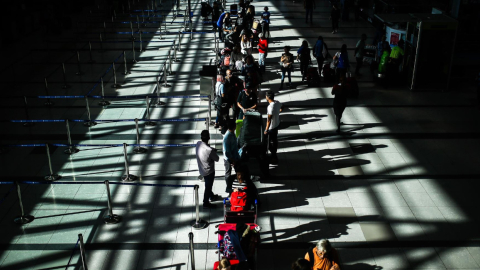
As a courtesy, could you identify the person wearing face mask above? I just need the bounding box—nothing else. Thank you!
[304,239,340,270]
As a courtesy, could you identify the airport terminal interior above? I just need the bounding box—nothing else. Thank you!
[1,0,480,269]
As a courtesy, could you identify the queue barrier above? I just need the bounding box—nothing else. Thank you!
[65,238,80,270]
[3,180,208,230]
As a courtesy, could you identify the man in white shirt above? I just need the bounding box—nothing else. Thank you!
[264,91,284,164]
[196,130,222,208]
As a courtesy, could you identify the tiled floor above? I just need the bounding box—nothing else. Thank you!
[1,0,480,269]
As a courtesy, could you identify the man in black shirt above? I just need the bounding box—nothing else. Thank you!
[237,84,257,119]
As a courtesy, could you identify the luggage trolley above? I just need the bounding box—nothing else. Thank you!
[223,198,258,224]
[214,223,260,270]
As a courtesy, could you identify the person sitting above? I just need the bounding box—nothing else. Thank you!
[216,258,236,270]
[232,164,258,209]
[304,239,340,270]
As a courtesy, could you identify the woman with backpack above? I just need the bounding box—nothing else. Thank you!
[297,40,312,82]
[331,76,349,133]
[333,44,350,82]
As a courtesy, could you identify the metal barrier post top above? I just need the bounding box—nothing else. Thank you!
[111,62,121,88]
[103,180,122,224]
[99,77,111,106]
[191,185,208,230]
[156,76,166,106]
[78,234,89,270]
[44,78,54,107]
[144,97,156,126]
[22,96,34,127]
[189,232,196,270]
[76,51,84,75]
[123,51,130,75]
[13,181,35,224]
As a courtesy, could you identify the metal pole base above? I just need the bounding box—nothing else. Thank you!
[14,215,35,225]
[192,219,209,230]
[121,174,138,182]
[156,101,166,106]
[44,101,55,107]
[45,174,61,181]
[62,85,71,89]
[111,84,122,88]
[103,214,122,224]
[99,100,111,106]
[132,59,138,63]
[64,148,80,155]
[83,121,97,127]
[145,121,156,126]
[23,122,35,127]
[133,147,147,153]
[123,71,131,75]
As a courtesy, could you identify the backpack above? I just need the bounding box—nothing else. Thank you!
[224,55,231,66]
[230,189,248,211]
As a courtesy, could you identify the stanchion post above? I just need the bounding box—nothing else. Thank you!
[83,97,97,127]
[189,232,196,270]
[208,94,212,126]
[145,97,156,126]
[88,41,95,63]
[191,185,208,229]
[178,31,182,51]
[78,234,89,270]
[64,120,79,154]
[139,31,143,52]
[132,40,138,63]
[159,18,163,39]
[99,33,104,53]
[23,96,34,127]
[103,180,122,224]
[130,21,135,41]
[44,78,54,107]
[13,181,35,224]
[136,15,140,31]
[62,63,70,89]
[103,21,107,39]
[168,49,173,75]
[111,62,121,88]
[133,118,147,153]
[121,143,138,181]
[173,40,178,62]
[99,78,111,106]
[163,64,170,87]
[123,51,130,75]
[45,143,61,181]
[156,76,166,106]
[76,51,84,75]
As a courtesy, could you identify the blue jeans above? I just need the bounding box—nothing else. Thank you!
[305,8,313,22]
[281,67,291,84]
[203,172,215,204]
[258,53,265,67]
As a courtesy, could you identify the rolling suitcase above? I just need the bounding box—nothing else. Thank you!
[306,67,320,86]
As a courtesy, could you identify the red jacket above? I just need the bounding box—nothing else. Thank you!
[258,38,268,54]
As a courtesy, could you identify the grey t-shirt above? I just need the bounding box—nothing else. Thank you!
[195,141,219,176]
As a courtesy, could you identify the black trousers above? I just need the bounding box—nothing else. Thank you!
[266,127,278,157]
[355,57,363,74]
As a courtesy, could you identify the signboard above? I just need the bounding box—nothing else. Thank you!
[390,32,400,45]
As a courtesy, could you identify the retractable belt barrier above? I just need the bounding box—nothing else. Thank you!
[2,180,207,230]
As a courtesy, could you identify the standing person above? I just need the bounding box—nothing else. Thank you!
[333,44,350,81]
[245,6,255,30]
[304,0,316,24]
[304,239,341,270]
[231,45,244,70]
[212,1,222,31]
[241,55,261,92]
[225,69,243,119]
[223,120,240,195]
[264,91,284,164]
[330,4,340,34]
[313,36,329,77]
[217,11,228,42]
[258,33,268,74]
[297,40,312,82]
[280,46,294,89]
[261,7,271,38]
[237,83,258,119]
[331,76,349,133]
[215,75,227,129]
[376,35,390,62]
[355,33,367,76]
[241,34,252,56]
[196,130,221,208]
